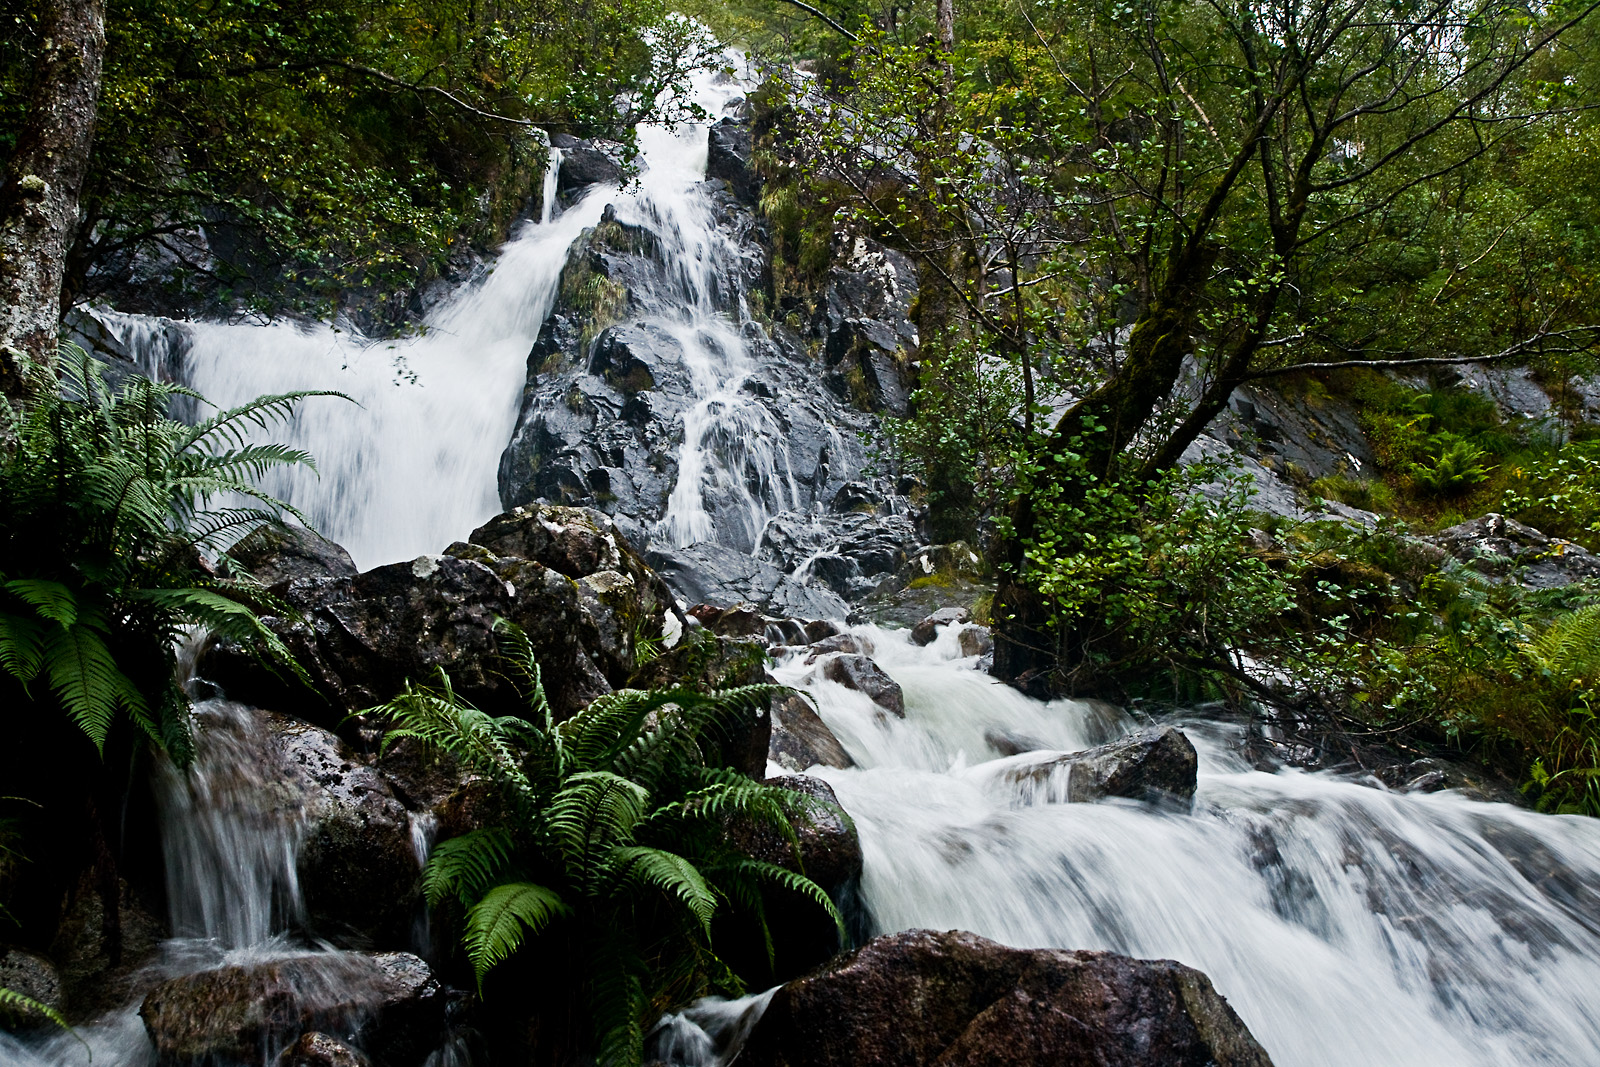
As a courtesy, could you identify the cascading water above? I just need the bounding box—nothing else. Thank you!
[732,625,1600,1067]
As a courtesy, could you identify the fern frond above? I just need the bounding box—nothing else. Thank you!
[3,579,79,627]
[1533,605,1600,691]
[463,881,569,986]
[373,675,538,809]
[587,938,646,1067]
[177,390,351,455]
[492,619,553,730]
[422,828,517,908]
[0,611,46,683]
[547,772,648,882]
[0,985,70,1031]
[40,620,147,752]
[607,845,717,934]
[727,858,845,936]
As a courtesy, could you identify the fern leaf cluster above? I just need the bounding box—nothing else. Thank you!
[0,344,335,759]
[370,620,844,1067]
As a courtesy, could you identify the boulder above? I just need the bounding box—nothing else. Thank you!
[998,727,1199,808]
[551,133,623,197]
[911,607,971,646]
[277,1032,371,1067]
[803,633,873,662]
[48,873,165,1018]
[820,654,905,717]
[262,712,423,947]
[0,948,62,1026]
[770,694,855,772]
[140,951,444,1067]
[736,929,1273,1067]
[227,525,359,588]
[957,625,993,658]
[199,504,680,723]
[1432,513,1600,588]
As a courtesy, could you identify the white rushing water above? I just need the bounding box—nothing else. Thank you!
[759,625,1600,1067]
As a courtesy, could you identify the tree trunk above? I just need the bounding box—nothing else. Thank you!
[0,0,107,416]
[991,252,1214,695]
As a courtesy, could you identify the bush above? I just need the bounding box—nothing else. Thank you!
[373,622,842,1066]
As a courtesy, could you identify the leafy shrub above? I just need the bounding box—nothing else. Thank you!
[0,346,331,761]
[1501,443,1600,549]
[1409,435,1492,496]
[373,622,842,1066]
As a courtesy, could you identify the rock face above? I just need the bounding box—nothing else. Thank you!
[998,727,1199,808]
[820,654,905,717]
[552,133,624,200]
[200,505,673,721]
[140,951,445,1067]
[495,114,926,615]
[1432,513,1600,588]
[737,929,1273,1067]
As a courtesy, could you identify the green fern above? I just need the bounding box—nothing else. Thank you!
[371,619,844,1067]
[0,986,70,1032]
[0,343,337,760]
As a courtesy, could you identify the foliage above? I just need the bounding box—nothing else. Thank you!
[0,345,327,761]
[1501,442,1600,550]
[373,621,842,1067]
[0,0,719,323]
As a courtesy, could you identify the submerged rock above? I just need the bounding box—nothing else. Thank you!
[998,727,1199,808]
[736,929,1273,1067]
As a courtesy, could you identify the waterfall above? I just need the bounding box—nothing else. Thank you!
[747,627,1600,1067]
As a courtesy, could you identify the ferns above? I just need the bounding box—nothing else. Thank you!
[0,343,336,760]
[371,622,841,1067]
[1532,604,1600,695]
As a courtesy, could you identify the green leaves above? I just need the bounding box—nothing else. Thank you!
[372,628,840,1061]
[0,343,323,760]
[463,882,570,985]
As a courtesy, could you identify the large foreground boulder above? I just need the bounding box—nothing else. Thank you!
[769,694,854,772]
[736,929,1272,1067]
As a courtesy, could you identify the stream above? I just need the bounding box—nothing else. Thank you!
[5,56,1600,1067]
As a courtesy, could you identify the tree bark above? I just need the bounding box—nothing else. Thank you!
[0,0,107,415]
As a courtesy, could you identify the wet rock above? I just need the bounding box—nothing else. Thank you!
[690,602,767,638]
[983,729,1049,758]
[707,117,758,204]
[820,654,904,717]
[140,951,444,1067]
[262,713,422,947]
[1368,757,1526,806]
[803,633,872,662]
[49,873,165,1018]
[277,1032,370,1067]
[1432,513,1600,588]
[999,727,1199,808]
[756,511,919,602]
[647,542,848,621]
[0,947,62,1025]
[552,133,623,197]
[199,505,681,721]
[737,929,1272,1067]
[815,236,918,416]
[853,543,991,628]
[770,694,855,772]
[911,607,970,646]
[957,625,993,658]
[227,525,358,588]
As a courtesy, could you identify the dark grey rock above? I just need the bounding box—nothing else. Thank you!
[227,525,358,588]
[820,654,904,717]
[707,117,758,203]
[736,929,1273,1067]
[803,633,873,662]
[999,727,1199,808]
[552,134,624,197]
[911,607,971,646]
[957,625,993,658]
[0,947,62,1025]
[770,694,855,772]
[49,872,165,1018]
